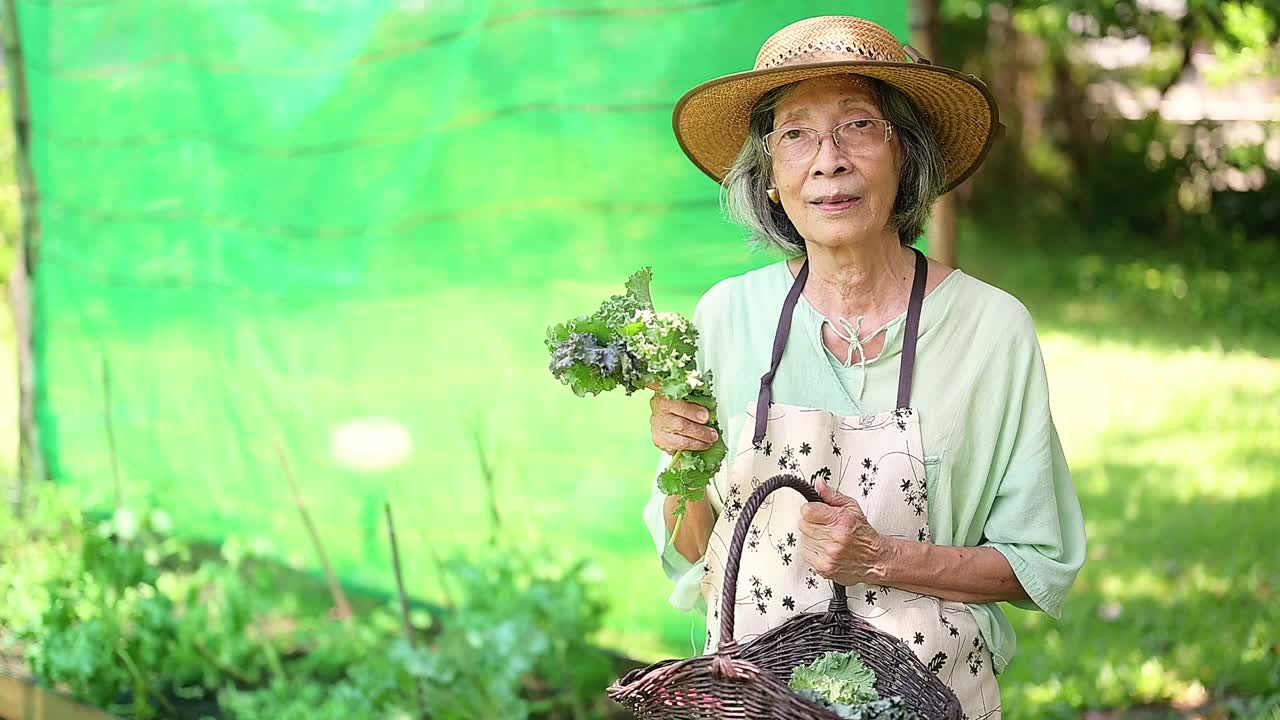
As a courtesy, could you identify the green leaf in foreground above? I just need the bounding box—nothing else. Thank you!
[624,266,654,308]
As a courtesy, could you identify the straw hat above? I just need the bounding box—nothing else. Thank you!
[673,16,1002,192]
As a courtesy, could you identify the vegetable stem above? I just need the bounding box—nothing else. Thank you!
[665,450,687,549]
[276,440,354,623]
[384,501,428,720]
[117,645,178,717]
[258,632,287,682]
[666,513,685,550]
[192,639,258,685]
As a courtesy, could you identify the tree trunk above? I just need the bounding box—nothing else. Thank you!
[1016,28,1044,158]
[1052,52,1092,179]
[911,0,958,266]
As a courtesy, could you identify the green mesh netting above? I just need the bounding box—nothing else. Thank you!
[16,0,908,658]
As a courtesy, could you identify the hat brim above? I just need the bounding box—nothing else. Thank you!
[673,60,1002,193]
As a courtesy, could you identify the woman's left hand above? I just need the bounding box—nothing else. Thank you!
[799,480,892,586]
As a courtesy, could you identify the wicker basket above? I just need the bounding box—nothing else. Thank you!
[609,474,963,720]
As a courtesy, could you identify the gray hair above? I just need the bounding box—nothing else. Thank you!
[722,76,946,255]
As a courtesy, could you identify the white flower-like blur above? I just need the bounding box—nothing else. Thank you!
[150,509,173,535]
[113,508,140,541]
[331,416,414,473]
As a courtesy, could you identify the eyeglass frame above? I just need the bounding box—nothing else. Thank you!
[760,118,895,162]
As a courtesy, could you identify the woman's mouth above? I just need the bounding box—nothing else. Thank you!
[810,195,861,212]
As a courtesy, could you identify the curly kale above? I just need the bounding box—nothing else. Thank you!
[788,651,922,719]
[546,268,728,535]
[793,690,920,720]
[548,332,642,397]
[790,650,879,706]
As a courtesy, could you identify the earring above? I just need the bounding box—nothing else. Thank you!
[767,187,780,203]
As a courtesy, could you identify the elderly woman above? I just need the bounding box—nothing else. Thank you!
[641,16,1086,718]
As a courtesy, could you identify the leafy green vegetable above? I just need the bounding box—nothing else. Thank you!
[794,689,921,720]
[220,670,414,720]
[547,268,729,534]
[430,547,613,718]
[546,268,653,386]
[11,499,293,718]
[22,509,198,718]
[790,651,879,706]
[6,485,618,719]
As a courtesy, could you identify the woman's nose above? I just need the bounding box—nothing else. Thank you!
[810,134,851,177]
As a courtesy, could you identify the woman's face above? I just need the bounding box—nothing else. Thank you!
[769,75,902,249]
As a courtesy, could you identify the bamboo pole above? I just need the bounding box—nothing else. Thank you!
[2,0,48,513]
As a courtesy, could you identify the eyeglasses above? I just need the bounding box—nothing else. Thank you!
[762,118,894,164]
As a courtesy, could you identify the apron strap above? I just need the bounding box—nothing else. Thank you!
[752,260,809,448]
[896,247,928,410]
[752,248,929,448]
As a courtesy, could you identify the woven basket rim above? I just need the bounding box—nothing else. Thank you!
[609,606,961,715]
[609,649,849,720]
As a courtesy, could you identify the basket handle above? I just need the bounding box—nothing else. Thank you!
[716,473,849,656]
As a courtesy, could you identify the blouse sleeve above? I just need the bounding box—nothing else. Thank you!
[978,310,1087,619]
[642,452,708,612]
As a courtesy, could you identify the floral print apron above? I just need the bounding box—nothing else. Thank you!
[698,249,1002,719]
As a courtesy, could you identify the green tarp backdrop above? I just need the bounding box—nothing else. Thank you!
[18,0,907,658]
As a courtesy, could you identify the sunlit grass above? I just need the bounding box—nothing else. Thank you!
[961,221,1280,717]
[996,327,1279,715]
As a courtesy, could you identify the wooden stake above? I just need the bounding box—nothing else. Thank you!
[385,502,428,719]
[275,440,353,622]
[5,233,39,511]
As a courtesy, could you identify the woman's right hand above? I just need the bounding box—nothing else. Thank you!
[648,383,720,454]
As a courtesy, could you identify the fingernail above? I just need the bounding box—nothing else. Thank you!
[710,430,719,440]
[700,411,710,422]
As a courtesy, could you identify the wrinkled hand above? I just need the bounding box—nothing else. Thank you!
[799,480,890,587]
[648,381,719,455]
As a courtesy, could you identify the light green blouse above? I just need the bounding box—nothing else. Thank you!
[642,258,1086,673]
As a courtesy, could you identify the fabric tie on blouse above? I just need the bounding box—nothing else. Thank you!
[822,314,871,402]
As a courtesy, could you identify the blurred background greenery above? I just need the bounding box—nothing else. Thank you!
[0,1,1276,718]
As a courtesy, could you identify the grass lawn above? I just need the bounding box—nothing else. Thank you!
[961,220,1279,718]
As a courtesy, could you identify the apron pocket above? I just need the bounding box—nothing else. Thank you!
[917,454,944,543]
